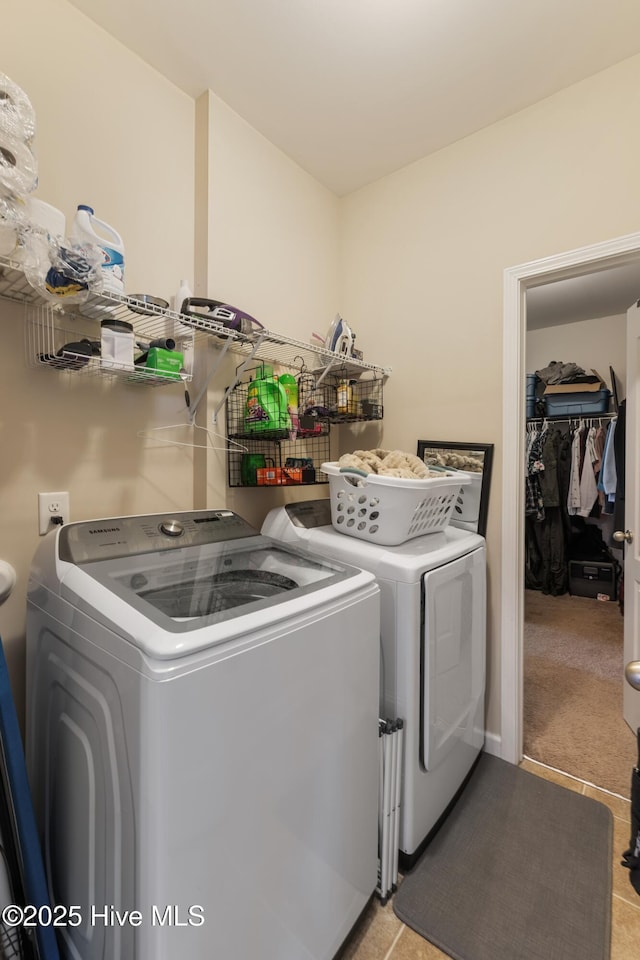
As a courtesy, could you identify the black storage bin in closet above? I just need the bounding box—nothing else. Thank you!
[568,560,617,601]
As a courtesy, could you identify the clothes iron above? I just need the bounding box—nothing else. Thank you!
[323,314,362,359]
[324,314,353,356]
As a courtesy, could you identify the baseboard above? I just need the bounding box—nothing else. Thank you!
[483,730,502,758]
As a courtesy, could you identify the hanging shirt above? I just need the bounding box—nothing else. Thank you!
[567,425,583,516]
[578,426,598,517]
[613,400,626,533]
[526,428,547,521]
[538,429,561,507]
[593,425,607,475]
[599,418,617,505]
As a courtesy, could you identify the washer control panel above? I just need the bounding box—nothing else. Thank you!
[159,519,184,538]
[284,500,331,528]
[58,510,258,563]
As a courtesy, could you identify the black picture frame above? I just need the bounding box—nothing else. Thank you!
[416,441,494,538]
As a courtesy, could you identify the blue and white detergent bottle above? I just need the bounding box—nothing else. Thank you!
[70,204,125,294]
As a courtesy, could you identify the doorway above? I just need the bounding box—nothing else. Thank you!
[522,284,628,793]
[500,230,640,770]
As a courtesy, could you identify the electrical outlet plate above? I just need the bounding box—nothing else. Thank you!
[38,491,70,536]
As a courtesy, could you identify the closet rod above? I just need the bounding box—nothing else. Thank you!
[526,412,617,425]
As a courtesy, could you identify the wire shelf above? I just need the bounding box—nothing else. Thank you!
[0,255,196,341]
[1,254,390,401]
[1,256,194,384]
[0,259,35,304]
[222,329,391,379]
[0,920,25,959]
[226,374,383,434]
[226,434,331,488]
[0,255,390,376]
[24,302,192,385]
[225,378,332,486]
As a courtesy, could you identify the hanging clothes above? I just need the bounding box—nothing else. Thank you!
[593,424,607,472]
[577,426,598,518]
[567,423,584,516]
[599,416,617,515]
[524,423,545,590]
[589,424,608,518]
[524,415,617,598]
[525,426,547,521]
[525,427,570,596]
[613,400,626,534]
[538,429,569,595]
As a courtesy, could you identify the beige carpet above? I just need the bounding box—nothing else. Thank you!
[523,589,637,798]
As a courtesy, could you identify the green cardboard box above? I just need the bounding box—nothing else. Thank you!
[145,347,184,380]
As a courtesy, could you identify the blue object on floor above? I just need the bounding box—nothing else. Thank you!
[0,636,60,960]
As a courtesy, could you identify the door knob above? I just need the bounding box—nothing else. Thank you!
[625,661,640,691]
[613,529,633,543]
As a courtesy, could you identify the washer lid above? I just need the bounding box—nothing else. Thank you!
[262,504,484,582]
[55,535,373,657]
[308,525,484,580]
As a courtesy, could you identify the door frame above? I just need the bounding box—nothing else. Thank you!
[501,231,640,764]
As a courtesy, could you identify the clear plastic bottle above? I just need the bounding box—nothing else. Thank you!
[173,279,192,315]
[173,279,194,376]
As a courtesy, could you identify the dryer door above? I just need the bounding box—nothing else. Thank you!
[421,546,486,771]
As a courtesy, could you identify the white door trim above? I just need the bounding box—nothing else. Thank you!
[501,231,640,764]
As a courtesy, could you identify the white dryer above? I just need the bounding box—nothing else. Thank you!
[26,509,380,960]
[262,500,486,868]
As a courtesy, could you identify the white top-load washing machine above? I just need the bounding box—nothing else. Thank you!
[262,500,486,868]
[26,509,380,960]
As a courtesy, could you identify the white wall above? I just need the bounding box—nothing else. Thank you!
[0,0,195,718]
[0,5,345,727]
[198,93,343,529]
[206,94,340,339]
[527,313,626,397]
[340,53,640,740]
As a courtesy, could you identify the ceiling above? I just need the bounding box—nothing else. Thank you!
[66,0,640,326]
[527,262,640,330]
[68,0,640,197]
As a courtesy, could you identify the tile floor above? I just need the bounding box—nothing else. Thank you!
[338,758,640,960]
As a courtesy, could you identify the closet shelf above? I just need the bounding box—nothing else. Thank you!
[527,413,617,424]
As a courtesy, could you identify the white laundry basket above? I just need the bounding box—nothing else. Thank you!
[450,469,482,524]
[321,462,469,546]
